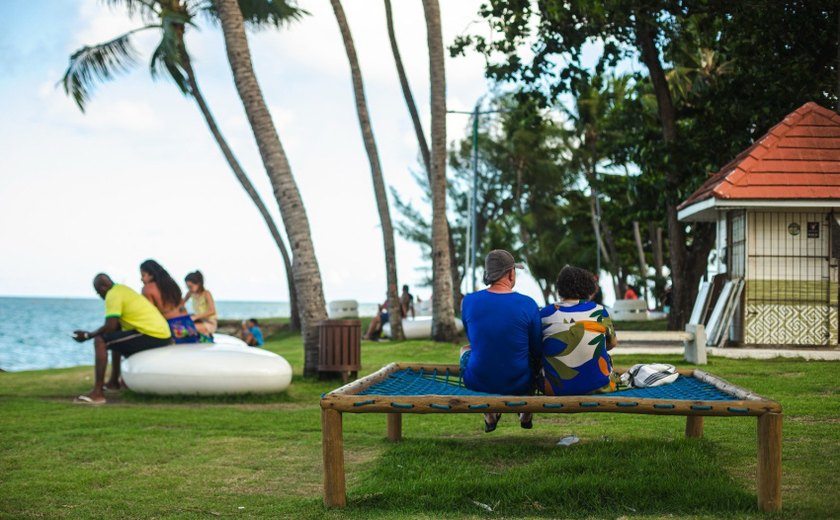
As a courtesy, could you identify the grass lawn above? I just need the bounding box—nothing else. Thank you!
[1,331,838,519]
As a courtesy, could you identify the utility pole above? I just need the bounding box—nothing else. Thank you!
[449,101,508,293]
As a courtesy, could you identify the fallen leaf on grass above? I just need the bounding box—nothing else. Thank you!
[472,500,493,512]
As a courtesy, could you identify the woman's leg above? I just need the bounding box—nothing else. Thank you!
[364,316,381,339]
[194,320,209,336]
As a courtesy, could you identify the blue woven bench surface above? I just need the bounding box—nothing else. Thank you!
[358,368,737,401]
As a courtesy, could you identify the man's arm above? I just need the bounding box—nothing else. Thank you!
[73,317,120,342]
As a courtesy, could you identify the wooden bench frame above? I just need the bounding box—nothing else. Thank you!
[320,363,782,512]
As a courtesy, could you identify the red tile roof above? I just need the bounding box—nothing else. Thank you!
[678,102,840,210]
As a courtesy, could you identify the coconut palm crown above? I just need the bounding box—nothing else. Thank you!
[61,0,305,111]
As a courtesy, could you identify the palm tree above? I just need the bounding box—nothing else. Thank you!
[330,0,403,340]
[421,0,458,341]
[561,75,629,295]
[384,0,462,308]
[214,0,328,375]
[60,0,304,331]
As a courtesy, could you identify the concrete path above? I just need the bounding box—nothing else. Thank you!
[612,343,840,361]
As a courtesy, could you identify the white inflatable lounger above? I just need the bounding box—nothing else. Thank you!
[382,317,464,340]
[122,334,292,395]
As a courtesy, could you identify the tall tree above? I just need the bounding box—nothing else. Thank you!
[560,74,630,294]
[215,0,328,374]
[454,0,838,328]
[384,0,462,307]
[330,0,403,340]
[422,0,458,340]
[61,0,303,331]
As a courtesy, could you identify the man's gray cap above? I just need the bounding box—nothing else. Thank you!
[483,249,524,285]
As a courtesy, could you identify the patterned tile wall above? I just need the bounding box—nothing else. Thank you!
[744,302,837,346]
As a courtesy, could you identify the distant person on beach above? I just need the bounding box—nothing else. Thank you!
[623,286,639,300]
[182,271,217,337]
[72,273,172,404]
[400,285,415,319]
[140,259,199,344]
[539,265,618,396]
[240,318,264,346]
[661,286,673,314]
[363,295,390,341]
[460,250,542,432]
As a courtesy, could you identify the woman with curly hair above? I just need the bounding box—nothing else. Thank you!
[140,259,199,344]
[539,265,619,396]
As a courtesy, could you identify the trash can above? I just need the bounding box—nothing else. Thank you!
[318,319,361,382]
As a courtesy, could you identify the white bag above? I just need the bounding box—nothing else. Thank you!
[620,363,679,388]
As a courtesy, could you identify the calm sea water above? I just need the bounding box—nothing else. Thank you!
[0,297,378,372]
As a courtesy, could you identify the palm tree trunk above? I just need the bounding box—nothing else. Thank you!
[330,0,403,340]
[422,0,457,341]
[384,0,462,306]
[215,0,327,374]
[632,220,649,301]
[384,0,430,175]
[181,50,301,332]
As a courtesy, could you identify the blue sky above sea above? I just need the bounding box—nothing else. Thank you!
[0,1,625,306]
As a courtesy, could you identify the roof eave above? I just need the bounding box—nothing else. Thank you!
[679,197,840,222]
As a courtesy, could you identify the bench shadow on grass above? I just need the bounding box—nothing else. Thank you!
[349,436,755,518]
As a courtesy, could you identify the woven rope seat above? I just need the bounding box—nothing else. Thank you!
[320,362,783,512]
[357,367,738,403]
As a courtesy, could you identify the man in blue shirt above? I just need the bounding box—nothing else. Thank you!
[460,250,542,432]
[241,318,264,347]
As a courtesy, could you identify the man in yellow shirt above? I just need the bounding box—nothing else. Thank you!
[73,273,172,404]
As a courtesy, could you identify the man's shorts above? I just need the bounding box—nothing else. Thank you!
[103,330,171,357]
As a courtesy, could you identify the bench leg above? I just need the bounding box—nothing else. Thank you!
[322,408,346,507]
[685,416,704,438]
[387,413,402,442]
[757,412,782,512]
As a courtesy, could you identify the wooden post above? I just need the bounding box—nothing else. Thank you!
[757,412,782,512]
[322,408,346,507]
[685,416,704,438]
[387,413,402,442]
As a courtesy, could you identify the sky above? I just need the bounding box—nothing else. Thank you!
[0,0,611,305]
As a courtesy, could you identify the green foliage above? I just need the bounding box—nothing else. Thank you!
[454,1,838,321]
[62,32,143,111]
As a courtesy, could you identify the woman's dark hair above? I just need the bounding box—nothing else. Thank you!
[140,259,182,308]
[185,270,205,291]
[555,265,598,300]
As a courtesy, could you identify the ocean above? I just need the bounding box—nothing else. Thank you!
[0,297,378,372]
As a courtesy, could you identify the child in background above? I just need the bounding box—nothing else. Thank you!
[241,318,264,347]
[182,270,217,338]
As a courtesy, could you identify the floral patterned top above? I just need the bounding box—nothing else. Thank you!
[539,299,618,395]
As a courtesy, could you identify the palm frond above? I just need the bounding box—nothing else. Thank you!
[61,33,141,111]
[198,0,308,30]
[149,11,193,94]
